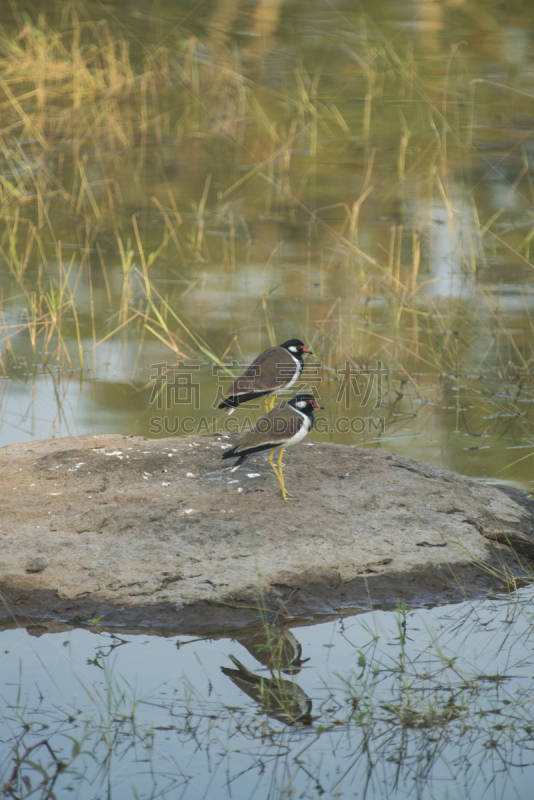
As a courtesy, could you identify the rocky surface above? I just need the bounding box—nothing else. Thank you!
[1,433,533,634]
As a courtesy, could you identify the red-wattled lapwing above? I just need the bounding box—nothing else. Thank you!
[222,394,323,501]
[218,339,312,413]
[221,654,313,726]
[235,627,309,674]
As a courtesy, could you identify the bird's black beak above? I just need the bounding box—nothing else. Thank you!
[302,347,313,354]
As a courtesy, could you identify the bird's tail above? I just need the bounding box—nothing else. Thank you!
[218,397,238,412]
[230,454,247,471]
[222,447,247,471]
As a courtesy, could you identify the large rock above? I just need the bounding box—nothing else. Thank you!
[1,433,533,634]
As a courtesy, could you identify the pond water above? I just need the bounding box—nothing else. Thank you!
[0,0,533,486]
[2,588,534,799]
[1,0,534,797]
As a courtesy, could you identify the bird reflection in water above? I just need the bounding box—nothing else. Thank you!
[221,627,314,726]
[221,655,313,726]
[232,626,309,675]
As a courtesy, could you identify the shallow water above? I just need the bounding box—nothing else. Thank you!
[2,587,534,799]
[0,0,533,486]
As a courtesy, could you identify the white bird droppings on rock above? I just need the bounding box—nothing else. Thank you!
[2,432,533,624]
[247,473,261,478]
[186,472,196,478]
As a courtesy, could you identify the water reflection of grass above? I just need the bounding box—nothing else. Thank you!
[3,590,534,798]
[3,655,158,799]
[0,12,533,443]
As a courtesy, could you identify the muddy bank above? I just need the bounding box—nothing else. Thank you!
[1,433,533,635]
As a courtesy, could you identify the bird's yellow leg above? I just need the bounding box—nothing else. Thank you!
[268,447,280,480]
[276,447,293,501]
[269,395,276,411]
[264,396,270,414]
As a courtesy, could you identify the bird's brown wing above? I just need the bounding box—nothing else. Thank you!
[231,405,305,453]
[226,346,296,395]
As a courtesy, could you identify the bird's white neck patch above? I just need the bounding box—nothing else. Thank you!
[288,345,298,353]
[288,404,313,441]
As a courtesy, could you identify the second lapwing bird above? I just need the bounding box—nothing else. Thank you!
[234,627,309,674]
[222,394,323,501]
[218,339,312,413]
